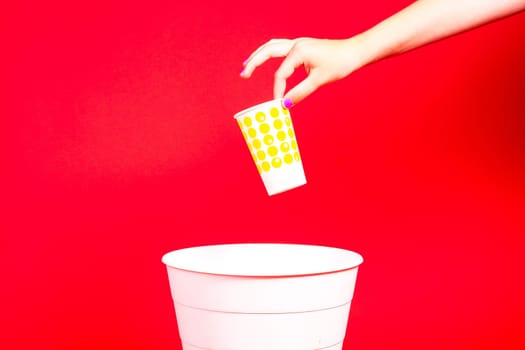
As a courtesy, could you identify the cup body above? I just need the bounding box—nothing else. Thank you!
[234,99,306,195]
[162,243,363,350]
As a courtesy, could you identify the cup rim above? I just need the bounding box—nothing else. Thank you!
[233,98,285,120]
[162,243,363,277]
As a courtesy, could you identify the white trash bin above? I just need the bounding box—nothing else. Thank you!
[162,243,363,350]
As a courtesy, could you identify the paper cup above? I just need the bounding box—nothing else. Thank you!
[234,99,306,195]
[162,243,363,350]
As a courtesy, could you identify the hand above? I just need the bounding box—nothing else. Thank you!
[240,37,364,107]
[239,1,525,107]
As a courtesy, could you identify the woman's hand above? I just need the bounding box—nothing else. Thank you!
[239,1,525,108]
[240,37,365,107]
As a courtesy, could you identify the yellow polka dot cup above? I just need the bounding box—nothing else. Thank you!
[234,99,307,196]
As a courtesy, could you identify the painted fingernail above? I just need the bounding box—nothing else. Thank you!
[283,98,294,108]
[240,68,246,76]
[242,58,249,66]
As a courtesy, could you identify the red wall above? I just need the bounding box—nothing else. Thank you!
[2,1,524,349]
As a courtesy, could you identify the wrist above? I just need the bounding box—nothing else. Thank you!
[340,33,380,73]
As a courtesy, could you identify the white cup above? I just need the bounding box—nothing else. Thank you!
[162,243,364,350]
[234,99,307,195]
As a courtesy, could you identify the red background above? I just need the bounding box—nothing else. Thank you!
[2,1,524,349]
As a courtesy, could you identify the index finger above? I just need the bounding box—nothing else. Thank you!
[240,39,294,78]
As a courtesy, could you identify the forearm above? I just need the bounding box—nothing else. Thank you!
[354,0,525,65]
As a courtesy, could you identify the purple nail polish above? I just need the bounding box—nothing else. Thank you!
[283,98,293,108]
[240,68,246,76]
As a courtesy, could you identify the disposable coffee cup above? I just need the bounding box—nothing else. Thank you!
[234,99,306,195]
[162,243,363,350]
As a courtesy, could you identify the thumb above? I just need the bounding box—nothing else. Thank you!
[282,74,320,108]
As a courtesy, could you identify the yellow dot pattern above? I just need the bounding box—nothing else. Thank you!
[237,103,301,174]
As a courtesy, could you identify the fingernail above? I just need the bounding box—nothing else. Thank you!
[242,58,249,66]
[240,68,246,76]
[283,98,294,108]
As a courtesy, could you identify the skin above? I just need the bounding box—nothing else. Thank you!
[240,0,525,107]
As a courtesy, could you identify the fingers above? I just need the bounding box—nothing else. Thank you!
[241,38,321,107]
[282,74,319,107]
[240,39,294,78]
[273,41,310,100]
